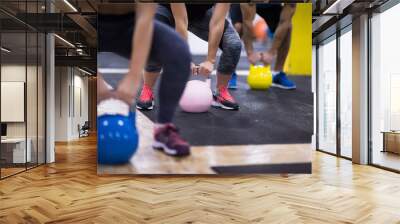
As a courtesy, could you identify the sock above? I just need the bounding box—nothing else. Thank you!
[272,70,280,77]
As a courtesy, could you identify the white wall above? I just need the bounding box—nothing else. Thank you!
[55,66,69,141]
[1,64,46,163]
[1,65,26,126]
[1,65,26,139]
[54,67,89,141]
[71,73,89,138]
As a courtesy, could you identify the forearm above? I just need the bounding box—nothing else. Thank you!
[242,20,254,56]
[127,6,156,89]
[240,3,256,56]
[207,3,229,63]
[175,21,188,41]
[207,20,224,63]
[171,3,188,41]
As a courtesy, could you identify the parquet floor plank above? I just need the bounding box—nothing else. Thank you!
[1,136,399,223]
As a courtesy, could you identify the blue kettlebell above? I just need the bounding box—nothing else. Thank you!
[97,112,139,164]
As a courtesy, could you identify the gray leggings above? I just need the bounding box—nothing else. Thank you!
[146,7,242,75]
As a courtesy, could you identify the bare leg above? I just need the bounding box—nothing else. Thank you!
[273,27,291,72]
[217,73,232,89]
[233,23,243,38]
[143,71,160,88]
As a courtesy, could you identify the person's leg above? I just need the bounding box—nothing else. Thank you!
[216,23,242,88]
[228,4,243,89]
[189,11,241,110]
[228,70,238,89]
[214,22,242,109]
[137,6,176,110]
[148,21,191,156]
[271,30,296,90]
[143,6,176,89]
[257,4,296,90]
[274,29,291,72]
[228,21,241,90]
[143,72,160,87]
[233,23,242,37]
[266,5,296,90]
[230,4,243,37]
[228,22,240,90]
[136,65,161,110]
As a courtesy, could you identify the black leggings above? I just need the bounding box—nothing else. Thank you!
[98,13,191,123]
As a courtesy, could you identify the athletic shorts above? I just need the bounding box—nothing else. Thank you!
[146,5,242,75]
[229,4,283,34]
[230,4,242,26]
[98,13,136,59]
[98,13,189,68]
[257,4,282,34]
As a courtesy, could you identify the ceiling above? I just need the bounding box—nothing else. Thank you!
[8,0,384,70]
[312,0,392,43]
[0,0,98,73]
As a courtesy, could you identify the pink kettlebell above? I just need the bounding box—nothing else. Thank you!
[179,78,212,113]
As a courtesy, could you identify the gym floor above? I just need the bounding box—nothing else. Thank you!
[98,111,312,174]
[98,52,313,174]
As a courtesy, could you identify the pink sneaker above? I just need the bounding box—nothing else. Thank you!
[136,85,154,110]
[212,86,239,110]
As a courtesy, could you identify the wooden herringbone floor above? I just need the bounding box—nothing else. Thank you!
[1,135,400,224]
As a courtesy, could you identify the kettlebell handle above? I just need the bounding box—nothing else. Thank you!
[250,63,270,68]
[192,65,211,87]
[194,65,212,78]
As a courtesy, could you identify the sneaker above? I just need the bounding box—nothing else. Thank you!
[272,72,296,90]
[136,85,154,110]
[212,86,239,110]
[228,72,238,89]
[153,124,190,157]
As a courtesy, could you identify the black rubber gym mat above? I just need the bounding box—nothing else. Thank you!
[211,162,312,174]
[141,75,313,146]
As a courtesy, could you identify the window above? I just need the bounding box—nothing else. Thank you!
[317,36,337,154]
[370,3,400,171]
[0,1,46,179]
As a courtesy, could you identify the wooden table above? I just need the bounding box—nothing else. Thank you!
[1,138,31,164]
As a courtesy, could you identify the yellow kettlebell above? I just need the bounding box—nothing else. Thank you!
[247,64,273,90]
